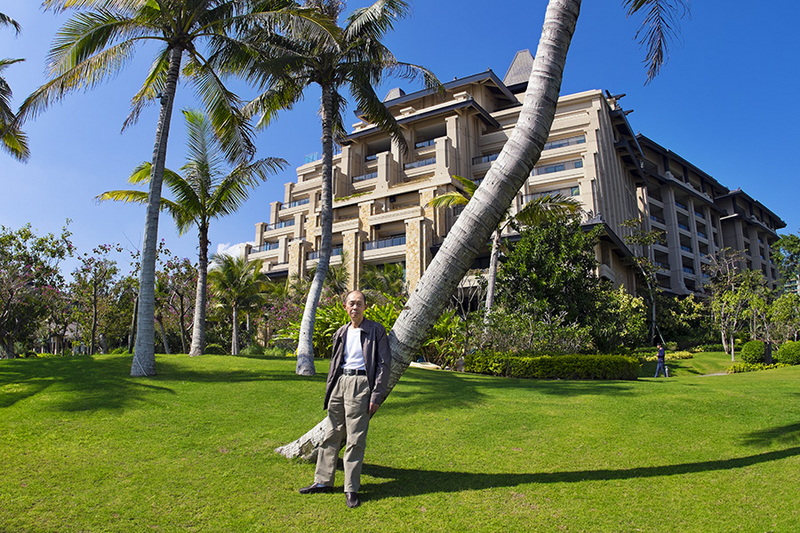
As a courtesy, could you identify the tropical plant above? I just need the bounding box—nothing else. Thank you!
[208,254,268,356]
[244,0,439,376]
[361,263,407,303]
[0,12,28,161]
[427,175,580,317]
[277,0,689,459]
[98,109,285,357]
[0,223,73,358]
[18,0,317,377]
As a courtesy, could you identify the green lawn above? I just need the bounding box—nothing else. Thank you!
[2,353,799,532]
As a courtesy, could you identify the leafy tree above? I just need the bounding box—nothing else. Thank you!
[98,109,284,357]
[0,12,28,161]
[278,0,689,458]
[497,214,604,325]
[704,248,763,359]
[70,244,125,355]
[244,0,439,375]
[770,292,800,344]
[620,218,666,344]
[361,263,407,304]
[0,223,73,358]
[773,233,800,283]
[21,0,307,377]
[208,254,268,355]
[427,175,580,318]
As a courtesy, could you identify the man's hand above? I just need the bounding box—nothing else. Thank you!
[369,402,380,416]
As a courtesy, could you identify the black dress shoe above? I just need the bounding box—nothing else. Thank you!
[345,492,360,508]
[299,483,333,494]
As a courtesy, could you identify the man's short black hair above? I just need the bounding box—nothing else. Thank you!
[343,289,367,306]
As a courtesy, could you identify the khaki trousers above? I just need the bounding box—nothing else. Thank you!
[314,374,371,493]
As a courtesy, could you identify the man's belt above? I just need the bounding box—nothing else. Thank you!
[341,368,367,376]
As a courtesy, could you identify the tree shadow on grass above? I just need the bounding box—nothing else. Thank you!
[741,422,800,447]
[361,446,800,500]
[0,354,322,412]
[388,369,640,416]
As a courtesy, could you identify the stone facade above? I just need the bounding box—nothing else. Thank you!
[244,51,785,296]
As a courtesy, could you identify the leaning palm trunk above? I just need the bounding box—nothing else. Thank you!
[296,84,336,376]
[189,226,210,357]
[276,0,581,458]
[131,47,182,377]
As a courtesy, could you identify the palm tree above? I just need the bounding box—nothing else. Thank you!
[428,175,580,317]
[97,109,286,357]
[277,0,687,459]
[0,13,29,161]
[244,0,439,376]
[208,254,268,355]
[19,0,314,376]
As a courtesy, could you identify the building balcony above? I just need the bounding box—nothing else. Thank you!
[369,205,422,226]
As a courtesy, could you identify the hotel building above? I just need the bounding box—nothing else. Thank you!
[244,51,785,296]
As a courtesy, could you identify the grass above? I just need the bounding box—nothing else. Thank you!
[2,353,800,532]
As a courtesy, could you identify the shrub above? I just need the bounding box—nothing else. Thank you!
[464,351,640,380]
[740,340,766,364]
[263,347,291,357]
[727,362,786,374]
[110,347,129,355]
[694,344,728,353]
[205,343,226,355]
[775,341,800,365]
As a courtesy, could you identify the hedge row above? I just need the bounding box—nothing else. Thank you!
[464,351,640,380]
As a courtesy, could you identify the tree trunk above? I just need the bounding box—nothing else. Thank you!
[128,294,138,353]
[277,0,581,458]
[131,46,182,377]
[157,316,170,354]
[189,225,209,357]
[231,306,239,356]
[295,83,336,375]
[483,228,502,320]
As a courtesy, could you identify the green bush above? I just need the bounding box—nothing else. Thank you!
[110,347,129,355]
[775,341,800,365]
[727,362,785,374]
[694,343,728,353]
[263,347,291,357]
[464,351,639,380]
[740,340,766,364]
[204,343,226,355]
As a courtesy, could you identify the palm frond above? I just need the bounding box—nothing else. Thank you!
[0,12,22,34]
[514,193,581,227]
[623,0,689,82]
[344,0,410,42]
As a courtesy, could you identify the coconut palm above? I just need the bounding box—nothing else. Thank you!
[98,109,286,357]
[0,13,28,161]
[277,0,687,459]
[428,175,580,318]
[208,254,268,355]
[244,0,439,376]
[19,0,319,376]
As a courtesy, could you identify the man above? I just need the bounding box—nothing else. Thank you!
[299,290,391,508]
[654,343,668,378]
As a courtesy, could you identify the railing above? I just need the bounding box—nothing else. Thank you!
[543,135,586,150]
[675,200,687,210]
[531,159,583,176]
[265,219,295,231]
[281,198,309,210]
[256,242,280,252]
[414,139,436,149]
[694,211,705,219]
[365,154,378,162]
[352,171,378,183]
[655,261,670,270]
[683,266,695,274]
[650,215,666,224]
[697,231,707,239]
[404,157,436,170]
[307,246,343,260]
[677,222,690,231]
[472,153,499,165]
[363,235,406,251]
[680,245,692,253]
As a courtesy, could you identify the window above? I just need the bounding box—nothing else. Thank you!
[543,135,586,150]
[531,158,583,176]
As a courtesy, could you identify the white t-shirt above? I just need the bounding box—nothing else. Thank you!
[342,325,366,370]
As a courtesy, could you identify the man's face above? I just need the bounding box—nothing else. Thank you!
[344,291,366,325]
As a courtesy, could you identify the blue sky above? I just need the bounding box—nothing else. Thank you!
[1,0,798,275]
